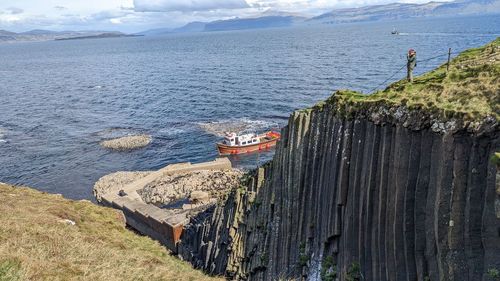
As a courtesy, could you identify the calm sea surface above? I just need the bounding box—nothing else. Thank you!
[0,15,499,200]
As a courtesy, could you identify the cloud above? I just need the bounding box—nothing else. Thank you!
[6,7,23,14]
[54,6,67,11]
[133,0,250,12]
[110,18,122,24]
[89,10,130,21]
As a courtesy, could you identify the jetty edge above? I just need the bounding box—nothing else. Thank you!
[95,158,234,252]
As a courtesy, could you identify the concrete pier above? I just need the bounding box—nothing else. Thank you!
[100,158,232,252]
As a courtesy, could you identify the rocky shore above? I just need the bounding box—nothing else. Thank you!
[93,171,151,201]
[89,39,498,281]
[175,38,500,281]
[93,169,243,206]
[139,170,244,205]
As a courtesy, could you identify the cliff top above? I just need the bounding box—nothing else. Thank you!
[0,183,221,281]
[318,38,499,125]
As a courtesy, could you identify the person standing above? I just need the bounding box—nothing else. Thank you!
[407,49,417,82]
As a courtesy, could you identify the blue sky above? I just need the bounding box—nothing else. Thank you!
[0,0,436,32]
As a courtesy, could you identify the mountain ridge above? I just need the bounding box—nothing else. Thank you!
[310,0,499,24]
[2,0,498,39]
[136,0,498,35]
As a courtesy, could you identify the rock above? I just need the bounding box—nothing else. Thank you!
[100,134,152,151]
[178,105,499,281]
[495,199,500,219]
[138,169,243,206]
[93,171,151,202]
[190,191,210,204]
[60,219,76,226]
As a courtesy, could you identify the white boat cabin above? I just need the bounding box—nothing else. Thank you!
[223,132,261,147]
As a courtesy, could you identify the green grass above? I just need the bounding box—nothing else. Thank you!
[0,184,222,281]
[0,260,23,281]
[320,256,337,281]
[491,152,500,166]
[319,37,500,121]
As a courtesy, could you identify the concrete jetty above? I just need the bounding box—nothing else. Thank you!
[99,158,232,252]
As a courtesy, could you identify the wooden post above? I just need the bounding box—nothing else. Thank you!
[447,48,452,72]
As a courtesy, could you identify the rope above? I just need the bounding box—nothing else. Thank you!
[452,52,498,66]
[367,64,407,93]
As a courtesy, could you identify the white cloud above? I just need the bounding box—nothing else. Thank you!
[6,7,24,14]
[0,0,460,32]
[133,0,250,12]
[0,14,21,23]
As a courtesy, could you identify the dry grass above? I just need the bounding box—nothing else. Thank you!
[100,134,152,151]
[322,37,500,121]
[0,183,222,281]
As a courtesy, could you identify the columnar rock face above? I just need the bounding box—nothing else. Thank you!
[179,101,499,281]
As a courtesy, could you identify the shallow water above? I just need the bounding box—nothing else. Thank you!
[0,15,499,200]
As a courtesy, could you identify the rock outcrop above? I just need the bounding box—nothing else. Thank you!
[139,170,244,205]
[179,103,499,281]
[100,134,152,150]
[177,40,500,280]
[93,171,151,201]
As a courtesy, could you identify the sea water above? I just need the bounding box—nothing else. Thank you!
[0,15,498,199]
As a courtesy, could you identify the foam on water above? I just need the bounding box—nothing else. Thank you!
[93,127,147,140]
[157,127,188,137]
[0,15,497,200]
[197,118,280,137]
[0,128,6,144]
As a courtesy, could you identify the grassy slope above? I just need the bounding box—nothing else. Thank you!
[320,37,499,121]
[0,184,221,281]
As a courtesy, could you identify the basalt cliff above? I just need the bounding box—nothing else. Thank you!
[178,39,500,280]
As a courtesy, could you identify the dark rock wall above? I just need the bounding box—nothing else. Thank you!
[179,104,500,281]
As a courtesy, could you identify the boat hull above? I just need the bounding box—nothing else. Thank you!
[217,134,279,155]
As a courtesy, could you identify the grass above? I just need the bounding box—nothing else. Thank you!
[320,37,499,121]
[491,152,500,166]
[320,256,336,281]
[0,183,222,281]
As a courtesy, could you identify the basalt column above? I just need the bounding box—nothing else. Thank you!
[179,103,499,281]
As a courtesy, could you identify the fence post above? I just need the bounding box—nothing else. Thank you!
[447,48,452,72]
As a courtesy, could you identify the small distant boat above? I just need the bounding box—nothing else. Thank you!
[217,131,281,155]
[391,28,399,35]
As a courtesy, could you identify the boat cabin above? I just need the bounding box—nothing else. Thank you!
[223,132,261,147]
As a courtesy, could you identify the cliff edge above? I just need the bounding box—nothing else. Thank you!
[178,38,500,281]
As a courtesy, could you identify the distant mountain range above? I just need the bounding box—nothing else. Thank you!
[2,0,498,43]
[0,30,137,43]
[138,0,499,35]
[309,0,499,24]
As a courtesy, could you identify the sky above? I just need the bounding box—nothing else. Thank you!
[0,0,436,33]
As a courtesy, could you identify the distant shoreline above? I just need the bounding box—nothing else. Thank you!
[55,33,143,41]
[0,31,142,44]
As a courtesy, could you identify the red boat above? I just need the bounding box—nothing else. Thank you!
[217,131,281,155]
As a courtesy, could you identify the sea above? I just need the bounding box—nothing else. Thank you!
[0,15,498,200]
